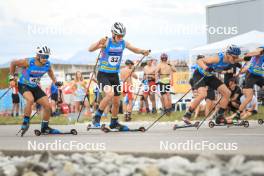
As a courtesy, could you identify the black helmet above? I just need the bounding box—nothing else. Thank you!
[125,59,134,65]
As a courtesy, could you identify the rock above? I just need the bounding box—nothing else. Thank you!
[2,165,18,176]
[228,155,245,172]
[91,167,106,176]
[39,152,51,163]
[96,162,117,173]
[83,156,99,165]
[196,154,223,168]
[29,162,49,175]
[56,154,68,161]
[71,153,84,165]
[136,165,160,176]
[205,168,221,176]
[118,167,135,176]
[22,171,39,176]
[241,161,264,175]
[158,156,191,174]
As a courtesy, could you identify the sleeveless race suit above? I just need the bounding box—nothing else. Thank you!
[19,57,51,87]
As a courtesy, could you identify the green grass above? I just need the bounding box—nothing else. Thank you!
[0,106,263,125]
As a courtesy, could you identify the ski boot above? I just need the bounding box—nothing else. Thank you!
[109,118,129,131]
[41,126,61,134]
[20,117,30,137]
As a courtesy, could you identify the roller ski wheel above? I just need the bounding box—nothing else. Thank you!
[258,119,263,125]
[71,129,78,135]
[34,129,41,136]
[173,124,178,130]
[102,127,110,133]
[208,121,215,128]
[242,120,249,128]
[138,127,146,132]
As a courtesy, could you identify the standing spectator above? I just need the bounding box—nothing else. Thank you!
[72,71,90,116]
[50,82,59,116]
[10,74,20,117]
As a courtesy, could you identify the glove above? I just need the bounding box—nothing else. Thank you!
[55,81,63,86]
[243,56,252,61]
[9,74,15,81]
[205,67,214,73]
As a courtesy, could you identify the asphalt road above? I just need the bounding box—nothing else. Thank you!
[0,121,263,155]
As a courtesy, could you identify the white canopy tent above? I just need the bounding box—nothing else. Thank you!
[190,30,264,62]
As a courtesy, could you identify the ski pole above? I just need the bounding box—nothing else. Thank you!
[196,96,222,130]
[0,87,11,100]
[76,50,101,122]
[122,50,151,83]
[145,76,205,131]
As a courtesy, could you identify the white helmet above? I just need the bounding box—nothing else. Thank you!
[36,45,51,55]
[111,22,126,36]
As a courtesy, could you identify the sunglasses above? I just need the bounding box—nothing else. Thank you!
[115,35,124,39]
[39,54,49,59]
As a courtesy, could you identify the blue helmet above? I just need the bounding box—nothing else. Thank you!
[226,45,241,56]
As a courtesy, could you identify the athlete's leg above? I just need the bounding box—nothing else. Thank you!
[182,86,207,124]
[23,92,35,117]
[36,96,52,121]
[217,84,231,109]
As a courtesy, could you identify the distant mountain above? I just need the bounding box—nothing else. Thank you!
[66,48,190,65]
[0,49,190,68]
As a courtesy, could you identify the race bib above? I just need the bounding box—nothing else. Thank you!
[108,56,120,66]
[29,77,40,84]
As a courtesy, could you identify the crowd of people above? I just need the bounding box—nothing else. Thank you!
[4,22,263,135]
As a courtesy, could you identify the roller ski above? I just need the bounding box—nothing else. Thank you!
[209,113,249,128]
[173,121,200,130]
[87,123,106,131]
[34,127,77,136]
[101,118,145,133]
[102,126,146,133]
[258,119,264,125]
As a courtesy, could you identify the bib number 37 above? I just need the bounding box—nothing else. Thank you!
[108,56,120,66]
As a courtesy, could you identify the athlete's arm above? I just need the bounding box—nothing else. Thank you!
[155,64,161,82]
[125,42,150,56]
[197,56,219,70]
[88,37,108,52]
[48,68,57,84]
[10,59,29,75]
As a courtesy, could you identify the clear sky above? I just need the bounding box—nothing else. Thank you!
[0,0,232,64]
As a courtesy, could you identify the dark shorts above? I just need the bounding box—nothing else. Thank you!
[158,83,171,95]
[51,93,58,102]
[243,73,264,89]
[192,70,224,90]
[206,88,215,101]
[12,93,20,104]
[97,71,121,96]
[228,101,240,112]
[18,83,46,102]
